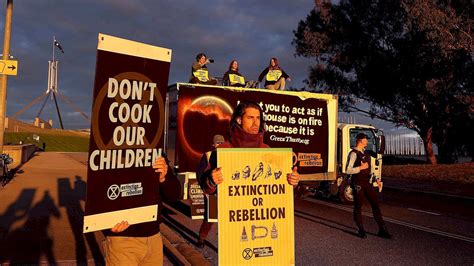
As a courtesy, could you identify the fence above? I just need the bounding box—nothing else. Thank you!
[338,116,357,124]
[337,117,433,156]
[384,134,433,155]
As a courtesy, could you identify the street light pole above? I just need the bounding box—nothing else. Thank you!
[0,0,13,152]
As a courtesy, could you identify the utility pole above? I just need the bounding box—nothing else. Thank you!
[0,0,13,152]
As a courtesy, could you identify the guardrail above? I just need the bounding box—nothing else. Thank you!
[2,144,39,168]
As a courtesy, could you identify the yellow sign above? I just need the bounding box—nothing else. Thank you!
[0,59,18,76]
[229,73,245,85]
[217,148,295,266]
[266,70,282,82]
[193,68,209,82]
[298,153,323,167]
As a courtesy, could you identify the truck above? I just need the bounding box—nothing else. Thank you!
[164,83,385,205]
[324,122,385,203]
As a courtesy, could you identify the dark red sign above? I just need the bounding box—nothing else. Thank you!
[85,48,170,220]
[176,85,329,175]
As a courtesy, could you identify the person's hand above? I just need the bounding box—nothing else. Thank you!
[111,221,129,233]
[376,178,382,188]
[360,162,369,170]
[211,167,224,186]
[287,77,291,82]
[287,166,300,187]
[152,157,168,183]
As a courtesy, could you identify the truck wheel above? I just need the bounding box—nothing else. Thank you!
[339,180,354,204]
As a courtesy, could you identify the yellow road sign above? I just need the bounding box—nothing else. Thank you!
[0,59,18,75]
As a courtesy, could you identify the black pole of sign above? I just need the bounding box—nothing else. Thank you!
[52,92,64,129]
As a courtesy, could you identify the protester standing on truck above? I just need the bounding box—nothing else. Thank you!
[346,133,392,239]
[104,156,181,265]
[196,134,225,248]
[189,53,218,85]
[197,100,300,195]
[258,57,291,90]
[222,60,246,87]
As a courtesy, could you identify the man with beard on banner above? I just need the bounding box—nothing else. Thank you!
[198,100,300,195]
[103,156,181,265]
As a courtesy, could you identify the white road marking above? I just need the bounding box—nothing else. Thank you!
[407,208,441,216]
[303,197,474,243]
[384,185,474,200]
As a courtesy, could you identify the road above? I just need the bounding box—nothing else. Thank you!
[165,188,474,265]
[4,152,470,265]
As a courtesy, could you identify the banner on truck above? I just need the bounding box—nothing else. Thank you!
[83,33,172,233]
[217,148,295,265]
[176,84,335,179]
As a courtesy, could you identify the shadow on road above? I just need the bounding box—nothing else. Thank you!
[58,176,104,265]
[295,208,361,237]
[0,188,35,240]
[0,190,60,264]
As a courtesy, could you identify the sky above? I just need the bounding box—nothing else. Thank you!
[0,0,414,136]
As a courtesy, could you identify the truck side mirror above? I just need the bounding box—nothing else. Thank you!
[366,150,377,158]
[378,135,385,155]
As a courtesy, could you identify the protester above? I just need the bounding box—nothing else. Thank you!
[189,53,218,85]
[222,60,246,87]
[197,100,300,195]
[258,57,291,90]
[103,156,181,265]
[196,134,225,248]
[345,133,392,239]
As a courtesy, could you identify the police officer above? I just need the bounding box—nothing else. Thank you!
[346,133,392,239]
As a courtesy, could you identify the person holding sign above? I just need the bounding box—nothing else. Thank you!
[222,60,246,87]
[197,101,300,195]
[103,156,181,265]
[258,57,291,90]
[346,133,392,240]
[196,134,225,248]
[189,52,218,85]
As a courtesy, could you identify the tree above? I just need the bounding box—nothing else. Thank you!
[293,0,473,164]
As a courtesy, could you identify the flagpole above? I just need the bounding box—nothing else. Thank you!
[52,36,55,63]
[50,35,64,129]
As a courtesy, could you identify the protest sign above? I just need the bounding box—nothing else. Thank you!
[83,33,171,233]
[175,84,335,180]
[218,148,294,265]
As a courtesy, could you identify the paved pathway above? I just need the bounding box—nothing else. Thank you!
[0,152,175,265]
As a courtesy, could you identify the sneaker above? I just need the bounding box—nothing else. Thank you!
[357,229,367,239]
[197,239,205,248]
[377,229,393,239]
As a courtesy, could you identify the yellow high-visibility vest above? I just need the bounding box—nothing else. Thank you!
[229,74,245,85]
[266,70,282,81]
[193,68,209,82]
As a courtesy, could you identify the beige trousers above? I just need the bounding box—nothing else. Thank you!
[104,232,163,266]
[265,78,286,90]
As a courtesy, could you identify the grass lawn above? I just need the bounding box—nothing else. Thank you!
[4,132,90,152]
[383,162,474,185]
